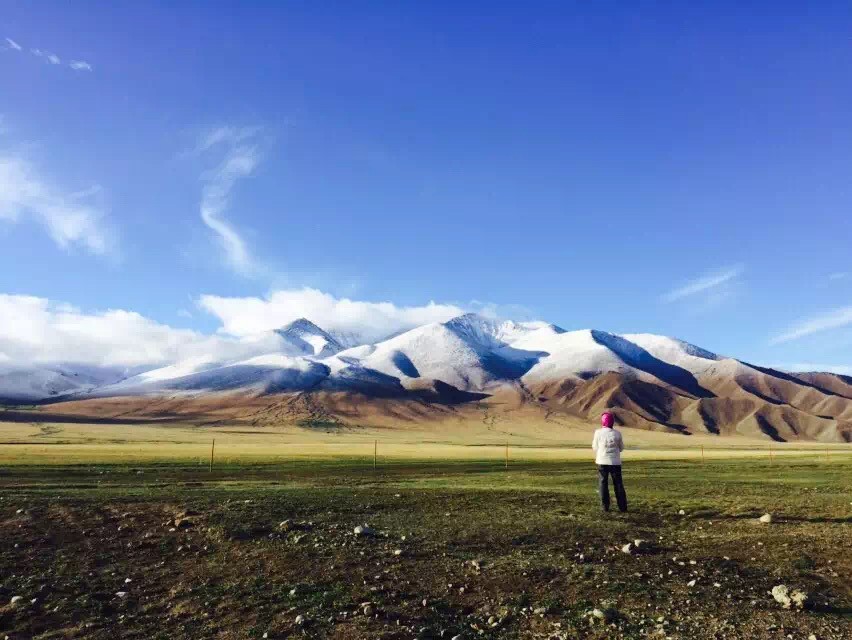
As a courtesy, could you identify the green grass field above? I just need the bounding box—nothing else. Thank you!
[1,454,850,639]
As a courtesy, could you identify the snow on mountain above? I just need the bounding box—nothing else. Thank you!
[0,313,748,401]
[621,334,720,375]
[517,329,634,382]
[0,364,132,402]
[331,314,557,391]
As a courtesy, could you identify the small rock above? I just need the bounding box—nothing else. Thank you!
[759,513,773,524]
[354,524,376,537]
[771,584,808,610]
[621,543,634,555]
[678,509,686,515]
[295,614,306,625]
[10,596,23,606]
[634,539,645,549]
[808,635,818,640]
[115,591,128,599]
[591,608,606,621]
[687,579,697,587]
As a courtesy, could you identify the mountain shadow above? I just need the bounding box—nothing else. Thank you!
[591,330,714,399]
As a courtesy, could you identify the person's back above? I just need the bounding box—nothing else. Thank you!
[592,411,628,513]
[592,426,623,466]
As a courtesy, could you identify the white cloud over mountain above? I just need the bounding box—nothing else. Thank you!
[199,288,465,343]
[0,289,466,368]
[0,294,277,367]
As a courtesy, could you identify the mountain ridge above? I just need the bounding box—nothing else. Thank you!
[3,313,851,443]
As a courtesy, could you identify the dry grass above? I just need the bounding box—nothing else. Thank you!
[1,417,848,466]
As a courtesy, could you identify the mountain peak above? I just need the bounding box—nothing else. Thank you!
[274,318,343,357]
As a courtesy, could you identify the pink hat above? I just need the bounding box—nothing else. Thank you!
[601,411,614,428]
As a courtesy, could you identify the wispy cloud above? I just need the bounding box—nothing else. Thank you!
[2,37,92,71]
[661,265,743,304]
[829,272,849,281]
[770,305,852,345]
[0,152,115,255]
[194,126,264,276]
[782,363,852,376]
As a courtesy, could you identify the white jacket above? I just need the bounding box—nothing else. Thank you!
[592,427,624,465]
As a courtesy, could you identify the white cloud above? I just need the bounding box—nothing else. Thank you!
[782,363,852,376]
[0,152,114,255]
[195,126,263,275]
[661,265,743,304]
[199,288,465,343]
[829,272,848,281]
[0,294,279,368]
[5,40,92,71]
[770,305,852,345]
[0,290,470,367]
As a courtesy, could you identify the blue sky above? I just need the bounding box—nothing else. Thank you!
[1,2,851,371]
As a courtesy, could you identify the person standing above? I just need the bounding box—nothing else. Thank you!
[592,411,627,512]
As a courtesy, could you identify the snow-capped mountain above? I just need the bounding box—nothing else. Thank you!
[0,363,135,402]
[2,313,851,442]
[274,318,346,358]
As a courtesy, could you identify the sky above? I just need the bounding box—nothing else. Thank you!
[1,2,852,373]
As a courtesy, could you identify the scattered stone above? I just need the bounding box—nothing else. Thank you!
[115,591,128,599]
[771,585,809,610]
[621,543,633,555]
[759,513,773,524]
[10,596,23,606]
[678,509,686,515]
[809,635,818,640]
[393,549,402,556]
[634,539,645,549]
[590,608,606,621]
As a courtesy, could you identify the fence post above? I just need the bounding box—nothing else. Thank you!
[701,445,705,464]
[374,439,377,470]
[209,439,215,472]
[505,441,509,470]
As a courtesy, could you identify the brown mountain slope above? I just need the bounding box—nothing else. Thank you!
[34,366,852,443]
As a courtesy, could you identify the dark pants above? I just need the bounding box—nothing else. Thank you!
[597,464,628,512]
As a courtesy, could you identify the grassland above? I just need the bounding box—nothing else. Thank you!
[0,430,850,639]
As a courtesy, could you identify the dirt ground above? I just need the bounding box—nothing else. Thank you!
[0,459,850,639]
